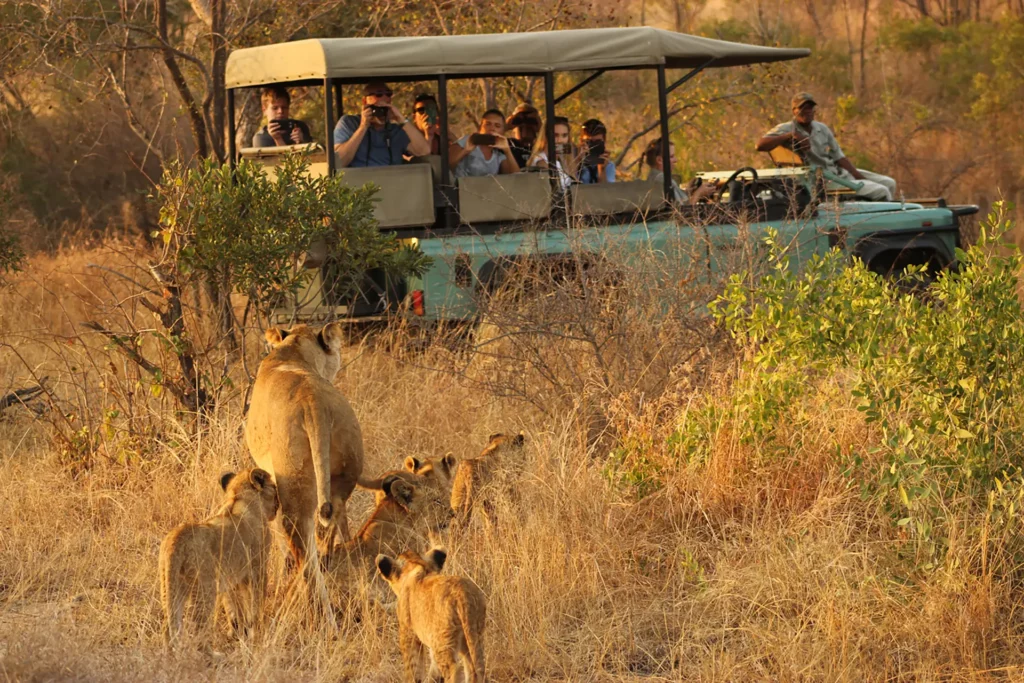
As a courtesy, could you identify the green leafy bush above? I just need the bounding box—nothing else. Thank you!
[661,203,1024,566]
[154,153,430,314]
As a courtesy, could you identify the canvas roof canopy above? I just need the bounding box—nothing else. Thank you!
[225,27,810,89]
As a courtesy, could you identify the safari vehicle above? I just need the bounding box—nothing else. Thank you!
[224,28,978,325]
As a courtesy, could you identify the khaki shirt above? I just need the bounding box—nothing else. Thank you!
[765,120,844,172]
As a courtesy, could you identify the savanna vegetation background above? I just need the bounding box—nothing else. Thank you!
[2,0,1024,680]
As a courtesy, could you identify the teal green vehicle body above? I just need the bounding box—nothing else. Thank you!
[407,200,963,322]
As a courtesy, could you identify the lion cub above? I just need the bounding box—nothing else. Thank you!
[158,468,279,644]
[377,548,486,683]
[367,453,458,506]
[340,475,451,567]
[450,433,526,527]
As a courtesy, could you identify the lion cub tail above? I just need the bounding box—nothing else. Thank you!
[355,475,386,492]
[456,586,486,682]
[158,529,186,646]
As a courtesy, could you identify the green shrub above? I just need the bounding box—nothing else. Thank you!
[661,203,1024,566]
[154,153,431,314]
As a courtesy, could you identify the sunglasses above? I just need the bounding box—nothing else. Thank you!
[367,90,393,97]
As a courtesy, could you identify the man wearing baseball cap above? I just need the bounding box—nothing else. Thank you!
[334,81,431,168]
[756,92,897,201]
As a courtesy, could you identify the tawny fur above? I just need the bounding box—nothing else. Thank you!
[244,323,373,622]
[377,549,486,683]
[338,477,451,569]
[449,433,526,527]
[366,453,457,506]
[158,468,279,645]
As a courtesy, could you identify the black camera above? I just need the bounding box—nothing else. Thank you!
[368,105,390,121]
[270,119,297,136]
[584,140,606,165]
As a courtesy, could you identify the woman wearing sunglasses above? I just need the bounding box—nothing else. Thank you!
[333,81,431,168]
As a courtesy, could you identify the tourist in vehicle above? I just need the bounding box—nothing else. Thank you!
[505,103,543,168]
[578,119,616,184]
[449,109,520,178]
[410,92,451,157]
[644,138,719,205]
[333,81,431,167]
[756,92,897,201]
[252,86,312,147]
[529,116,578,189]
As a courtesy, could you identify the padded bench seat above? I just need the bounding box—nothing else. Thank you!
[338,163,435,228]
[570,179,662,217]
[457,173,552,224]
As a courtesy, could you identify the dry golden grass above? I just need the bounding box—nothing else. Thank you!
[2,245,1024,681]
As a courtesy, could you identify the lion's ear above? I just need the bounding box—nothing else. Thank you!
[488,433,503,443]
[404,456,422,473]
[390,480,415,506]
[249,469,271,489]
[440,453,457,477]
[376,554,396,580]
[427,548,447,572]
[382,474,400,499]
[512,433,526,447]
[265,328,289,347]
[320,322,345,351]
[219,471,236,492]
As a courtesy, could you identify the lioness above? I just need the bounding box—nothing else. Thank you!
[366,453,458,506]
[377,548,486,683]
[450,433,526,527]
[159,468,278,645]
[245,322,369,622]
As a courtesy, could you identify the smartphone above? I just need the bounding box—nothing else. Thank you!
[469,133,497,146]
[271,119,296,135]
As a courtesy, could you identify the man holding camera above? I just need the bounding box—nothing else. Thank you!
[334,82,431,167]
[756,92,896,201]
[579,119,616,184]
[252,86,312,147]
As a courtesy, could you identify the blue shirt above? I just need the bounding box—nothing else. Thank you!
[580,160,616,184]
[333,115,411,167]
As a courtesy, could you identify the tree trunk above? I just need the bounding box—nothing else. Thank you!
[209,0,227,162]
[859,0,870,98]
[156,0,209,158]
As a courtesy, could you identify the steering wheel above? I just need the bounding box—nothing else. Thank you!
[717,166,760,202]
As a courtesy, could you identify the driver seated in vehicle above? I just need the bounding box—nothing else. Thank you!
[644,138,719,205]
[252,86,312,148]
[756,92,897,201]
[449,108,521,178]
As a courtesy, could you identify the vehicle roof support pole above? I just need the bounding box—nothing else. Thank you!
[656,65,672,205]
[227,88,236,170]
[325,77,336,176]
[543,71,557,196]
[438,74,450,187]
[438,74,452,228]
[666,57,716,94]
[554,69,604,105]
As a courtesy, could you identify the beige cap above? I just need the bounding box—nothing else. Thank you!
[791,92,817,108]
